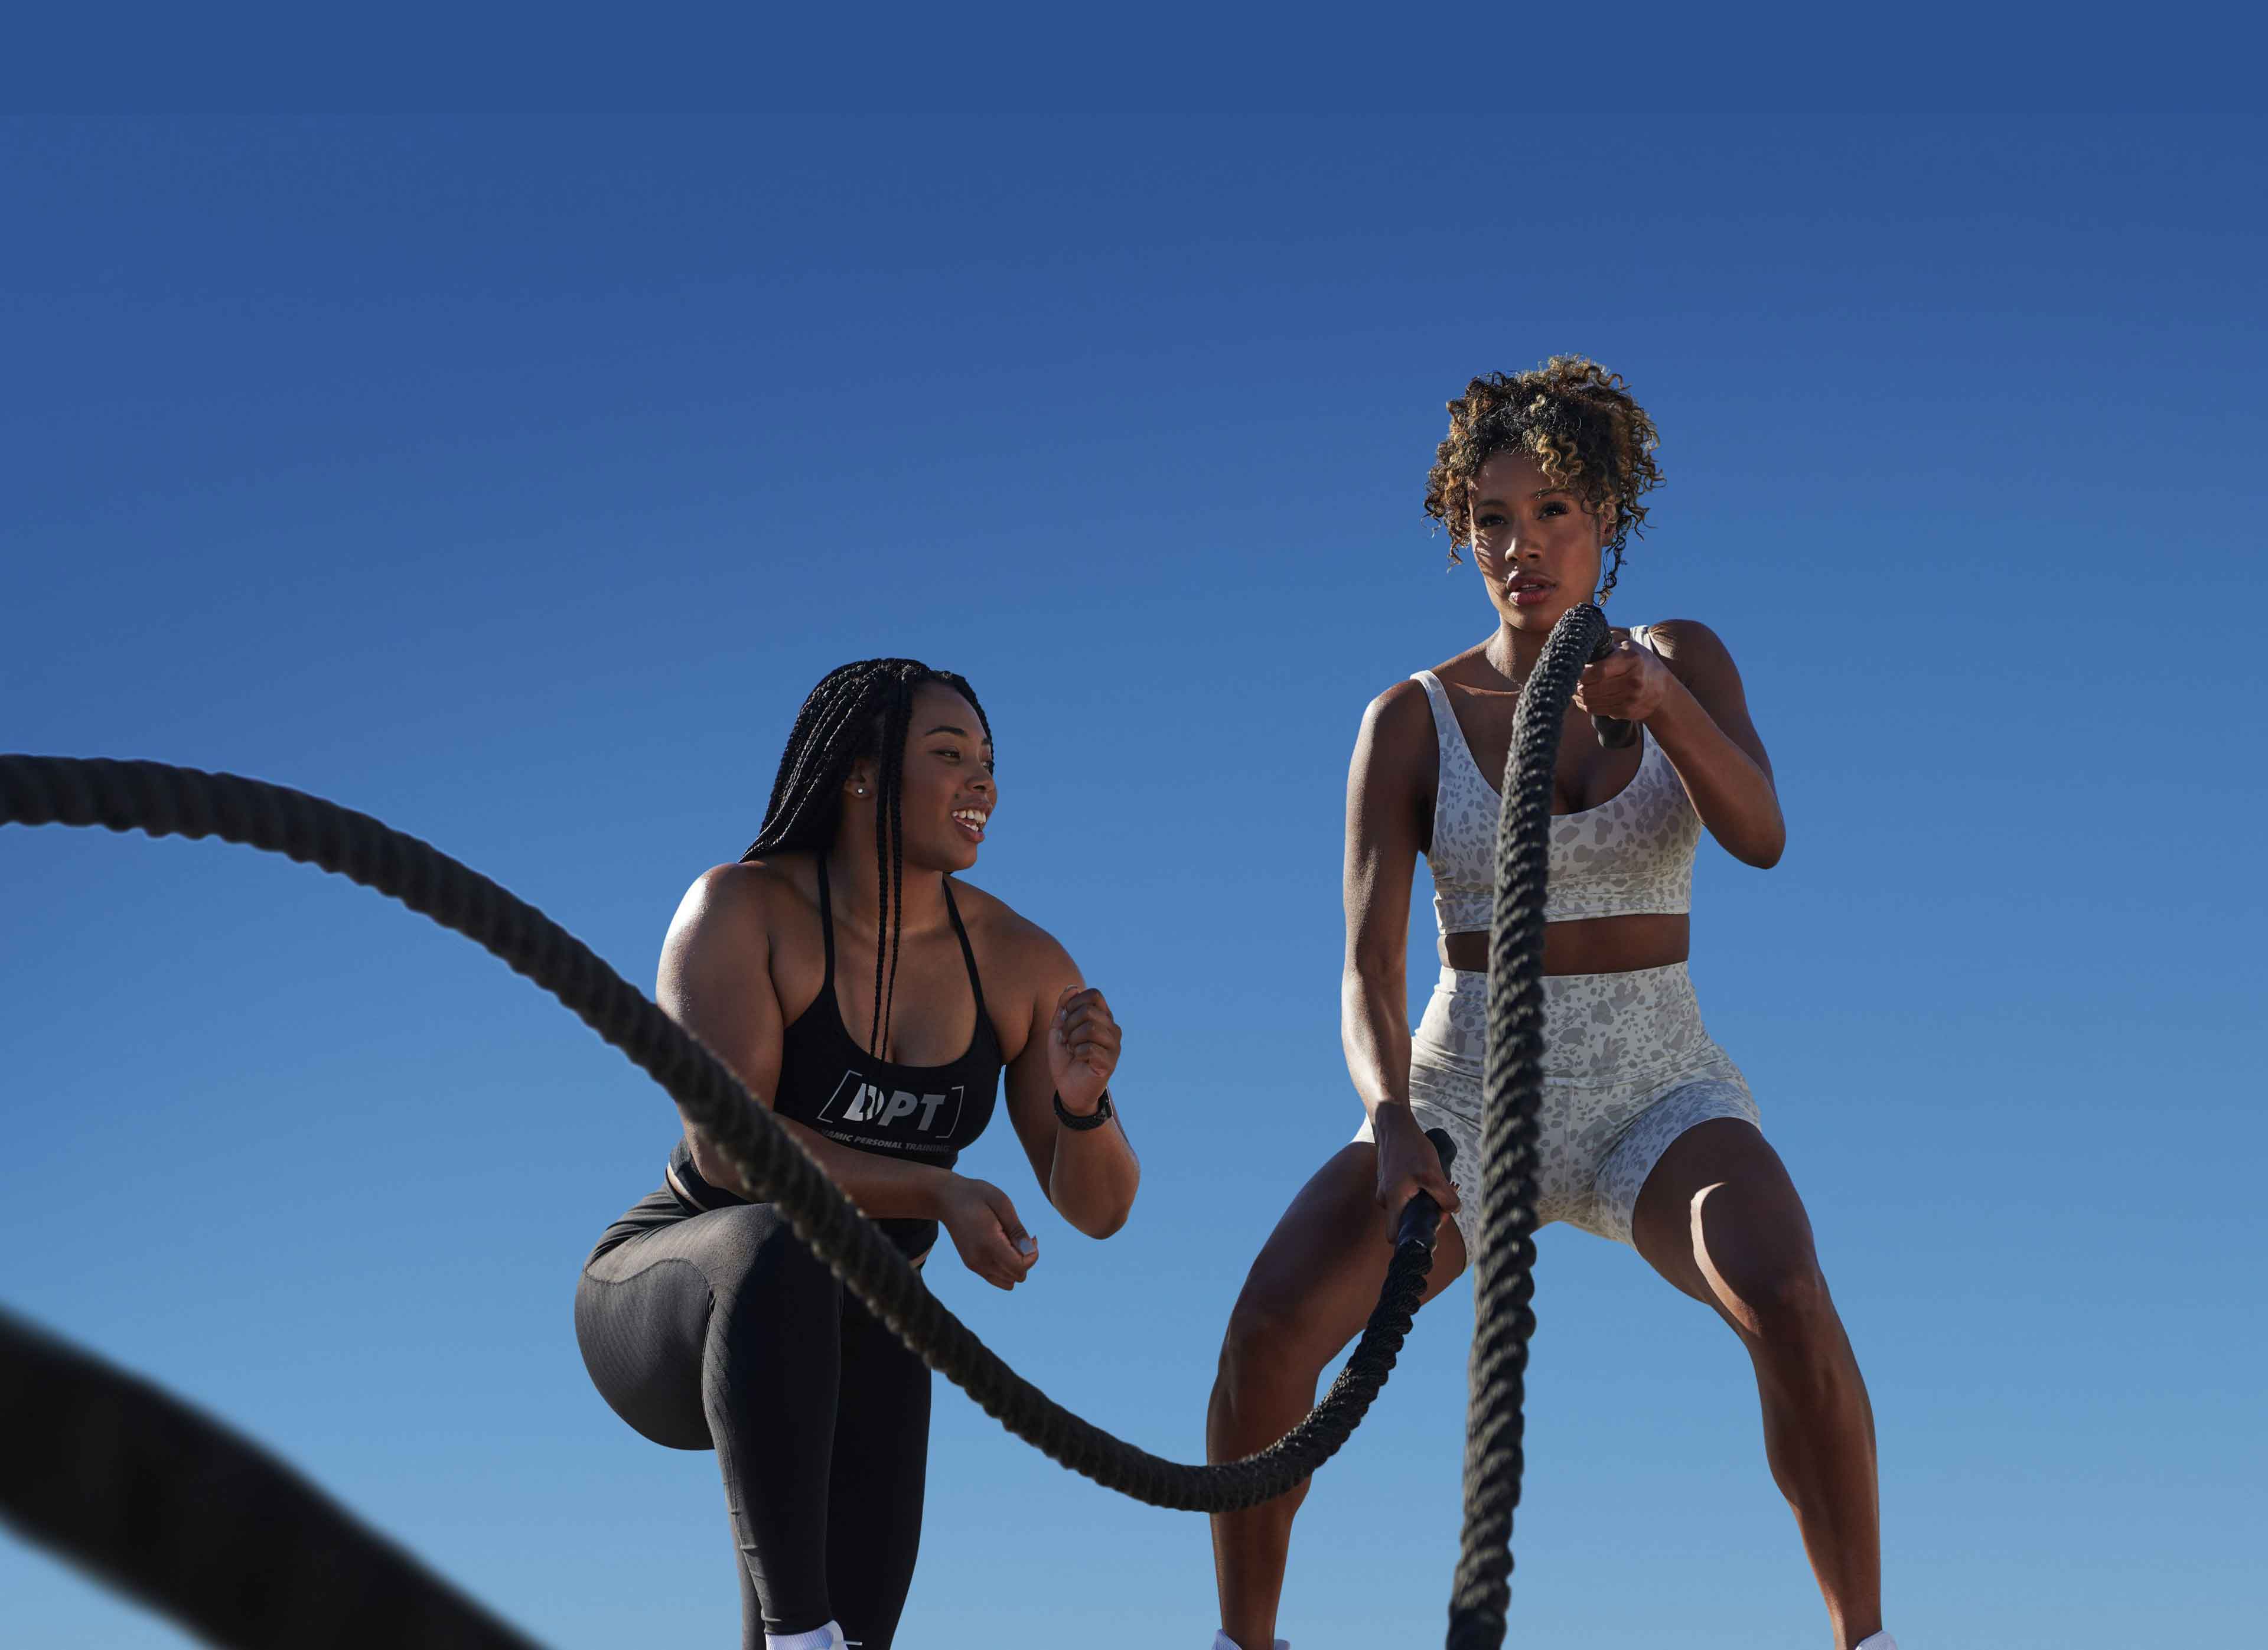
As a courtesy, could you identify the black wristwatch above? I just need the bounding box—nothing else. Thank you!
[1052,1088,1113,1130]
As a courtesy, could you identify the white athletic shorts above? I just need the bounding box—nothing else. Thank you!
[1353,963,1760,1245]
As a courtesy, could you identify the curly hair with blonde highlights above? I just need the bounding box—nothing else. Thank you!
[1423,356,1664,602]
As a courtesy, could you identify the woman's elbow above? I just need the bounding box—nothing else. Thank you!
[1066,1193,1135,1241]
[1344,952,1405,997]
[1064,1170,1140,1240]
[1074,1205,1132,1241]
[1735,821,1787,870]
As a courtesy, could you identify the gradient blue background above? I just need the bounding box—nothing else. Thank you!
[4,118,2262,1649]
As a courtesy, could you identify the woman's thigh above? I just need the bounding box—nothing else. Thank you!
[1226,1143,1469,1372]
[1628,1117,1824,1322]
[575,1203,836,1450]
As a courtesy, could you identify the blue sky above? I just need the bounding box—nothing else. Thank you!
[4,118,2263,1649]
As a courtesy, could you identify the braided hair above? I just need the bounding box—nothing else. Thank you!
[742,658,992,1059]
[1422,356,1664,603]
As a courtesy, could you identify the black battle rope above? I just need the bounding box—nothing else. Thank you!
[0,1305,539,1650]
[0,751,1449,1647]
[1446,600,1613,1648]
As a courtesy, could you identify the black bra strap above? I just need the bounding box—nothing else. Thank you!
[814,856,837,985]
[941,880,990,1028]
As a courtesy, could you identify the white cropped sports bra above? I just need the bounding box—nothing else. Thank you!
[1415,648,1700,937]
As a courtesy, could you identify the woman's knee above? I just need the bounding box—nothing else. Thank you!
[1218,1279,1332,1390]
[575,1260,717,1451]
[1216,1147,1394,1393]
[1664,1134,1836,1347]
[1713,1248,1838,1349]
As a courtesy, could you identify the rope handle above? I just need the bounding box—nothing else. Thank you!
[1392,1127,1459,1254]
[1588,624,1639,750]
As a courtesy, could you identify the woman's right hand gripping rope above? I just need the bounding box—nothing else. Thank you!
[1370,1101,1460,1225]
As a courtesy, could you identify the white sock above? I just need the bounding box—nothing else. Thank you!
[1210,1632,1289,1650]
[1854,1634,1898,1650]
[765,1624,845,1650]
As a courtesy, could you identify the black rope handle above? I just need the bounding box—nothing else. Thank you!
[1447,601,1608,1647]
[0,748,1462,1648]
[1588,621,1638,750]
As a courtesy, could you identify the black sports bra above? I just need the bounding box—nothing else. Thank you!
[667,857,1005,1257]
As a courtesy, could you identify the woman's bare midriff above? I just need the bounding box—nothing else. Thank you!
[1442,911,1689,976]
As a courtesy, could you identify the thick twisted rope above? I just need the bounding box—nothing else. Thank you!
[1446,601,1609,1648]
[0,751,1448,1646]
[0,1305,540,1650]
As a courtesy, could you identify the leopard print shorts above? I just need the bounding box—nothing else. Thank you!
[1353,963,1759,1245]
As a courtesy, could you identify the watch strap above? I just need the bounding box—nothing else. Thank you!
[1052,1088,1113,1130]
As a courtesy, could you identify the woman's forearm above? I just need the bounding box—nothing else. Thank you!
[1647,680,1785,868]
[1046,1114,1140,1238]
[689,1117,952,1221]
[1341,965,1413,1120]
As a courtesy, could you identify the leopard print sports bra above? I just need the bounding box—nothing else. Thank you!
[1415,638,1701,936]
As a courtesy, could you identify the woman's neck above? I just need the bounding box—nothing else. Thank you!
[1482,622,1549,686]
[824,833,950,933]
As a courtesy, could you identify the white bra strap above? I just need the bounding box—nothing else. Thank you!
[1409,670,1459,762]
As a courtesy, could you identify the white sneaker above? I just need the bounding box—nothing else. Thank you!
[1854,1634,1898,1650]
[1210,1633,1289,1650]
[764,1625,846,1650]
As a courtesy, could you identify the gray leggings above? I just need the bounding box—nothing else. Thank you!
[575,1191,930,1647]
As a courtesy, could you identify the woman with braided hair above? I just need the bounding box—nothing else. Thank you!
[1205,360,1892,1650]
[575,658,1140,1650]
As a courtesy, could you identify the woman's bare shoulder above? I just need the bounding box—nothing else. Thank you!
[1631,617,1738,686]
[943,878,1077,1009]
[944,877,1057,957]
[671,856,813,941]
[1360,672,1440,740]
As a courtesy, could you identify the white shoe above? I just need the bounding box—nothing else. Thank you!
[764,1625,846,1650]
[1210,1633,1288,1650]
[1854,1635,1898,1650]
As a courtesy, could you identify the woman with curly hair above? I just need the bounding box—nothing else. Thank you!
[1204,361,1891,1650]
[576,659,1140,1650]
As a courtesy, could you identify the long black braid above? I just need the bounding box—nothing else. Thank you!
[741,658,991,1059]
